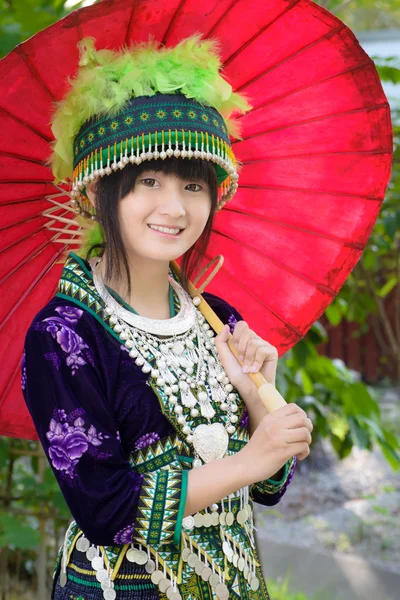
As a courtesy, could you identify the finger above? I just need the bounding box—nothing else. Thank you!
[243,338,267,372]
[249,342,277,374]
[232,322,250,361]
[285,427,312,445]
[275,403,308,420]
[283,414,313,433]
[290,442,311,460]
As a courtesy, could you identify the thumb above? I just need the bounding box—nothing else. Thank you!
[215,323,230,345]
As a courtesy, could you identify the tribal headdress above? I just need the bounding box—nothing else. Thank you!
[50,35,252,230]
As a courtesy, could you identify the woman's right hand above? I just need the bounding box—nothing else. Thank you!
[239,403,313,484]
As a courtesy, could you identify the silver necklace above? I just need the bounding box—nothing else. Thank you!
[90,257,239,464]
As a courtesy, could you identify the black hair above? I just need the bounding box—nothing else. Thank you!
[85,157,219,295]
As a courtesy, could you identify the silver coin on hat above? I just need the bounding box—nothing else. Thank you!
[104,588,117,600]
[151,570,164,585]
[208,573,220,588]
[219,512,226,526]
[145,559,156,574]
[92,556,104,571]
[170,593,182,600]
[236,510,247,525]
[86,547,97,561]
[201,566,212,582]
[167,585,176,599]
[126,548,137,563]
[59,572,67,587]
[232,553,239,567]
[238,557,245,572]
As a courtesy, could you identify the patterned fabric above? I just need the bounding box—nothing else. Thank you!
[23,251,296,599]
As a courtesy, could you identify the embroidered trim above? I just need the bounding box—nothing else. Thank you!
[251,456,296,495]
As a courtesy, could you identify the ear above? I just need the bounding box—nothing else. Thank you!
[85,181,97,209]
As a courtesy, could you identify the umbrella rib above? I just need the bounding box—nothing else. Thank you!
[242,148,392,164]
[125,0,139,44]
[203,0,242,38]
[238,184,382,202]
[0,151,48,167]
[212,229,338,296]
[162,0,188,45]
[221,207,364,249]
[234,103,390,143]
[0,106,52,143]
[15,45,55,102]
[204,250,304,338]
[0,245,65,332]
[209,0,300,61]
[234,23,348,93]
[236,61,372,119]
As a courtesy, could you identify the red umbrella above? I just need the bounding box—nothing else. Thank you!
[0,0,393,440]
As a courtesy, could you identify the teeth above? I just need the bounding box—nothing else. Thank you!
[149,225,181,235]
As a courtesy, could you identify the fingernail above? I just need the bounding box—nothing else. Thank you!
[242,365,250,374]
[250,364,259,373]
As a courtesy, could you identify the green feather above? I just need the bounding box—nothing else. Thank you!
[50,34,252,181]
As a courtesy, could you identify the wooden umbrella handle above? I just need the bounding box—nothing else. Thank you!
[171,262,287,413]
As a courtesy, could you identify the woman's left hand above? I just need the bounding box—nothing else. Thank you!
[214,321,278,400]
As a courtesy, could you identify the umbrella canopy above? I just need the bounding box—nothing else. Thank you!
[0,0,393,439]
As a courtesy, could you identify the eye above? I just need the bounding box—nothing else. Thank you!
[140,178,158,187]
[185,183,202,192]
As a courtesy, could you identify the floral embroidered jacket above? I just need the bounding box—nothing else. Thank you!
[21,252,296,573]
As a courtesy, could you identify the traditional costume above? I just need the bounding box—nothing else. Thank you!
[22,34,296,600]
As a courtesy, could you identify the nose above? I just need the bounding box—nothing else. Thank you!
[158,189,186,218]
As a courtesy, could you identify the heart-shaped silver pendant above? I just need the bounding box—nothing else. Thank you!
[192,423,229,463]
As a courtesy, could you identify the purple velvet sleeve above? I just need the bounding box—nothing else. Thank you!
[22,304,186,546]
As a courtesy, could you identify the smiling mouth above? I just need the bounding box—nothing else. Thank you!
[147,224,184,237]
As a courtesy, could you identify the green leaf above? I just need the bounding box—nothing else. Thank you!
[299,369,314,394]
[0,515,41,549]
[342,383,380,419]
[324,302,342,326]
[377,276,398,298]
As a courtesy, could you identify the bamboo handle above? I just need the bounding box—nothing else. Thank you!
[171,262,287,413]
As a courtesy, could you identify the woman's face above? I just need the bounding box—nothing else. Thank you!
[91,169,212,263]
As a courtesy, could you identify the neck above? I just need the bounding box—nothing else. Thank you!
[100,252,172,320]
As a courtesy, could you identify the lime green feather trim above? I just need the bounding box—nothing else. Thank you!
[50,35,252,181]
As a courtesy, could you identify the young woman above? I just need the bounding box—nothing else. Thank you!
[22,37,312,600]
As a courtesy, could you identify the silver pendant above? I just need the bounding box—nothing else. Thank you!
[187,552,198,568]
[104,588,117,600]
[96,569,109,583]
[238,557,245,572]
[195,560,205,575]
[215,582,229,599]
[250,576,260,591]
[86,547,97,561]
[145,559,156,574]
[203,514,212,528]
[135,549,148,565]
[201,566,212,582]
[92,556,104,571]
[193,513,204,528]
[60,571,67,587]
[158,577,171,593]
[209,573,220,588]
[192,423,228,463]
[211,512,220,526]
[151,570,164,585]
[126,548,136,563]
[225,511,234,527]
[76,536,90,552]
